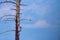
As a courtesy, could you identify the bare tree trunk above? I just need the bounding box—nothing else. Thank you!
[15,0,20,40]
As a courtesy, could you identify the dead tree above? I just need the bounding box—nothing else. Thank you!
[0,0,31,40]
[0,0,21,40]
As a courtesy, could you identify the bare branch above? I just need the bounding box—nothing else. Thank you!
[4,20,15,21]
[4,18,15,21]
[21,18,32,21]
[11,9,23,11]
[20,4,27,6]
[0,30,15,34]
[10,9,16,10]
[0,26,22,35]
[0,1,16,4]
[20,13,22,14]
[0,15,16,20]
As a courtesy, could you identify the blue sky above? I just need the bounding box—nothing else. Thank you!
[0,0,60,40]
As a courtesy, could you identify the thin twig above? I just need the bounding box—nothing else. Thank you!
[0,30,15,34]
[0,1,16,4]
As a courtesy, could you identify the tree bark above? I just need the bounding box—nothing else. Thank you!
[15,0,20,40]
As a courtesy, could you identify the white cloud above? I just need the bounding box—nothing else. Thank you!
[21,3,51,15]
[35,20,49,27]
[0,5,15,17]
[0,3,51,17]
[21,20,50,28]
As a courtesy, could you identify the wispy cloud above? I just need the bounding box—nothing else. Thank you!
[35,20,50,27]
[21,20,50,28]
[21,3,51,15]
[0,3,51,16]
[0,5,15,17]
